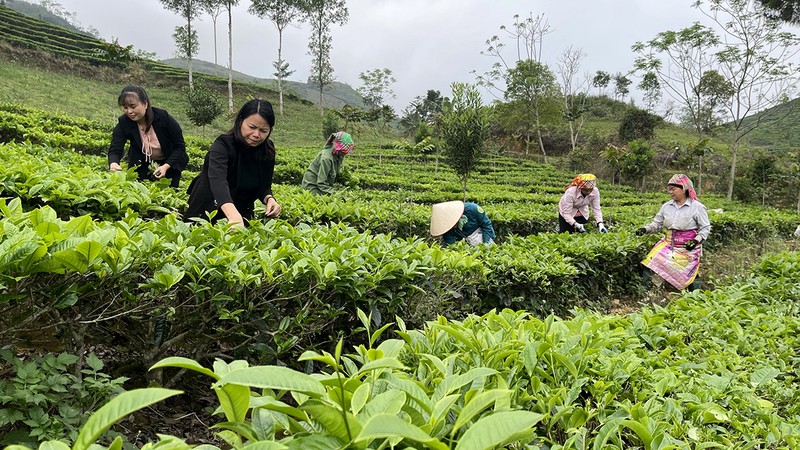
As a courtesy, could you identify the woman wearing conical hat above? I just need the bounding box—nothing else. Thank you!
[637,174,711,291]
[430,201,496,246]
[558,173,607,234]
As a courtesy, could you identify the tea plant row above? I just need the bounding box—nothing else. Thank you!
[8,251,800,448]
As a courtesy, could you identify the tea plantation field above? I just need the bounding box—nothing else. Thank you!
[1,102,800,449]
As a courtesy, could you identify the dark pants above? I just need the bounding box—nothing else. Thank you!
[136,162,181,188]
[559,214,587,233]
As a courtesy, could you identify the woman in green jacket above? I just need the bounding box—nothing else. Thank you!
[301,131,354,195]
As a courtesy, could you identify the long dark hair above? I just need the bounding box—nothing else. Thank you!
[117,85,155,131]
[229,98,276,159]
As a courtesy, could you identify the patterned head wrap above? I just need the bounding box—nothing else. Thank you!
[330,131,354,156]
[567,173,597,191]
[668,173,697,200]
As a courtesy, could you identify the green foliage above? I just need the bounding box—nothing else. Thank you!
[759,0,800,23]
[0,141,185,219]
[304,0,348,106]
[321,109,339,138]
[91,39,134,68]
[171,24,198,60]
[400,89,444,137]
[393,137,435,158]
[618,108,663,142]
[148,313,545,449]
[356,68,396,109]
[439,82,491,196]
[0,351,127,446]
[184,83,224,129]
[18,261,800,449]
[3,388,184,450]
[618,139,655,188]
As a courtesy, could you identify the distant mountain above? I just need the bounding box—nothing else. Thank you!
[161,58,365,110]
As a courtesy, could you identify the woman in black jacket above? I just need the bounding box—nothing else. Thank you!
[185,98,282,227]
[108,85,188,188]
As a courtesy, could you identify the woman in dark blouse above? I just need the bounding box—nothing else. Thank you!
[108,85,188,188]
[184,99,281,227]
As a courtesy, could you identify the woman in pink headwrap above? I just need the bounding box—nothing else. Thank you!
[301,131,355,195]
[636,174,711,290]
[558,173,607,234]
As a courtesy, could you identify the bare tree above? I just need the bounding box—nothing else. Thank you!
[633,22,719,192]
[202,0,225,66]
[556,46,589,153]
[475,13,555,158]
[250,0,307,115]
[221,0,240,112]
[160,0,203,87]
[357,68,397,109]
[303,0,348,114]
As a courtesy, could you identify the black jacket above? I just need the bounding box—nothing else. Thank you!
[185,133,276,221]
[108,107,188,171]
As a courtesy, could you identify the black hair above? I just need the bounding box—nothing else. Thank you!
[229,98,276,159]
[668,183,690,197]
[117,85,154,131]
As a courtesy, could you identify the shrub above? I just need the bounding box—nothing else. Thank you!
[0,351,127,446]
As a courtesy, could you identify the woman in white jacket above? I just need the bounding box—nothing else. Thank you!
[558,173,607,234]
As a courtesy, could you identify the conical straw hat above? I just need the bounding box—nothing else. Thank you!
[430,201,465,236]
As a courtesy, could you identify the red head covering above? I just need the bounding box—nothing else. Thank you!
[566,173,597,191]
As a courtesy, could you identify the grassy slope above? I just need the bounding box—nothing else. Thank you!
[0,55,395,148]
[161,57,366,110]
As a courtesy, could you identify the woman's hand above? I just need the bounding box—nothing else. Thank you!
[220,203,245,229]
[265,197,281,217]
[153,163,171,179]
[109,162,122,172]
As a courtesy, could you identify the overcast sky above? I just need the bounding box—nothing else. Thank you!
[52,0,711,110]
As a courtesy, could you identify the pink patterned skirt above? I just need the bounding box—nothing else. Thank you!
[641,229,701,290]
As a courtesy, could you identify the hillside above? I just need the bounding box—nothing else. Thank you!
[162,57,365,109]
[4,0,94,37]
[734,97,800,150]
[0,3,397,147]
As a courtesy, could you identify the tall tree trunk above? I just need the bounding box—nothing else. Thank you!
[698,155,703,194]
[227,5,234,112]
[212,16,218,66]
[533,109,547,163]
[318,84,324,115]
[727,141,738,201]
[277,31,284,115]
[696,129,703,195]
[568,121,576,152]
[187,16,193,88]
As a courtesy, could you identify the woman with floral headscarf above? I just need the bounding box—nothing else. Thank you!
[558,173,607,234]
[637,173,711,290]
[302,131,354,195]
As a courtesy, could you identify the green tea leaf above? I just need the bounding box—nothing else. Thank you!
[749,366,780,387]
[356,413,447,450]
[454,411,542,450]
[150,357,219,380]
[216,366,326,397]
[72,388,182,450]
